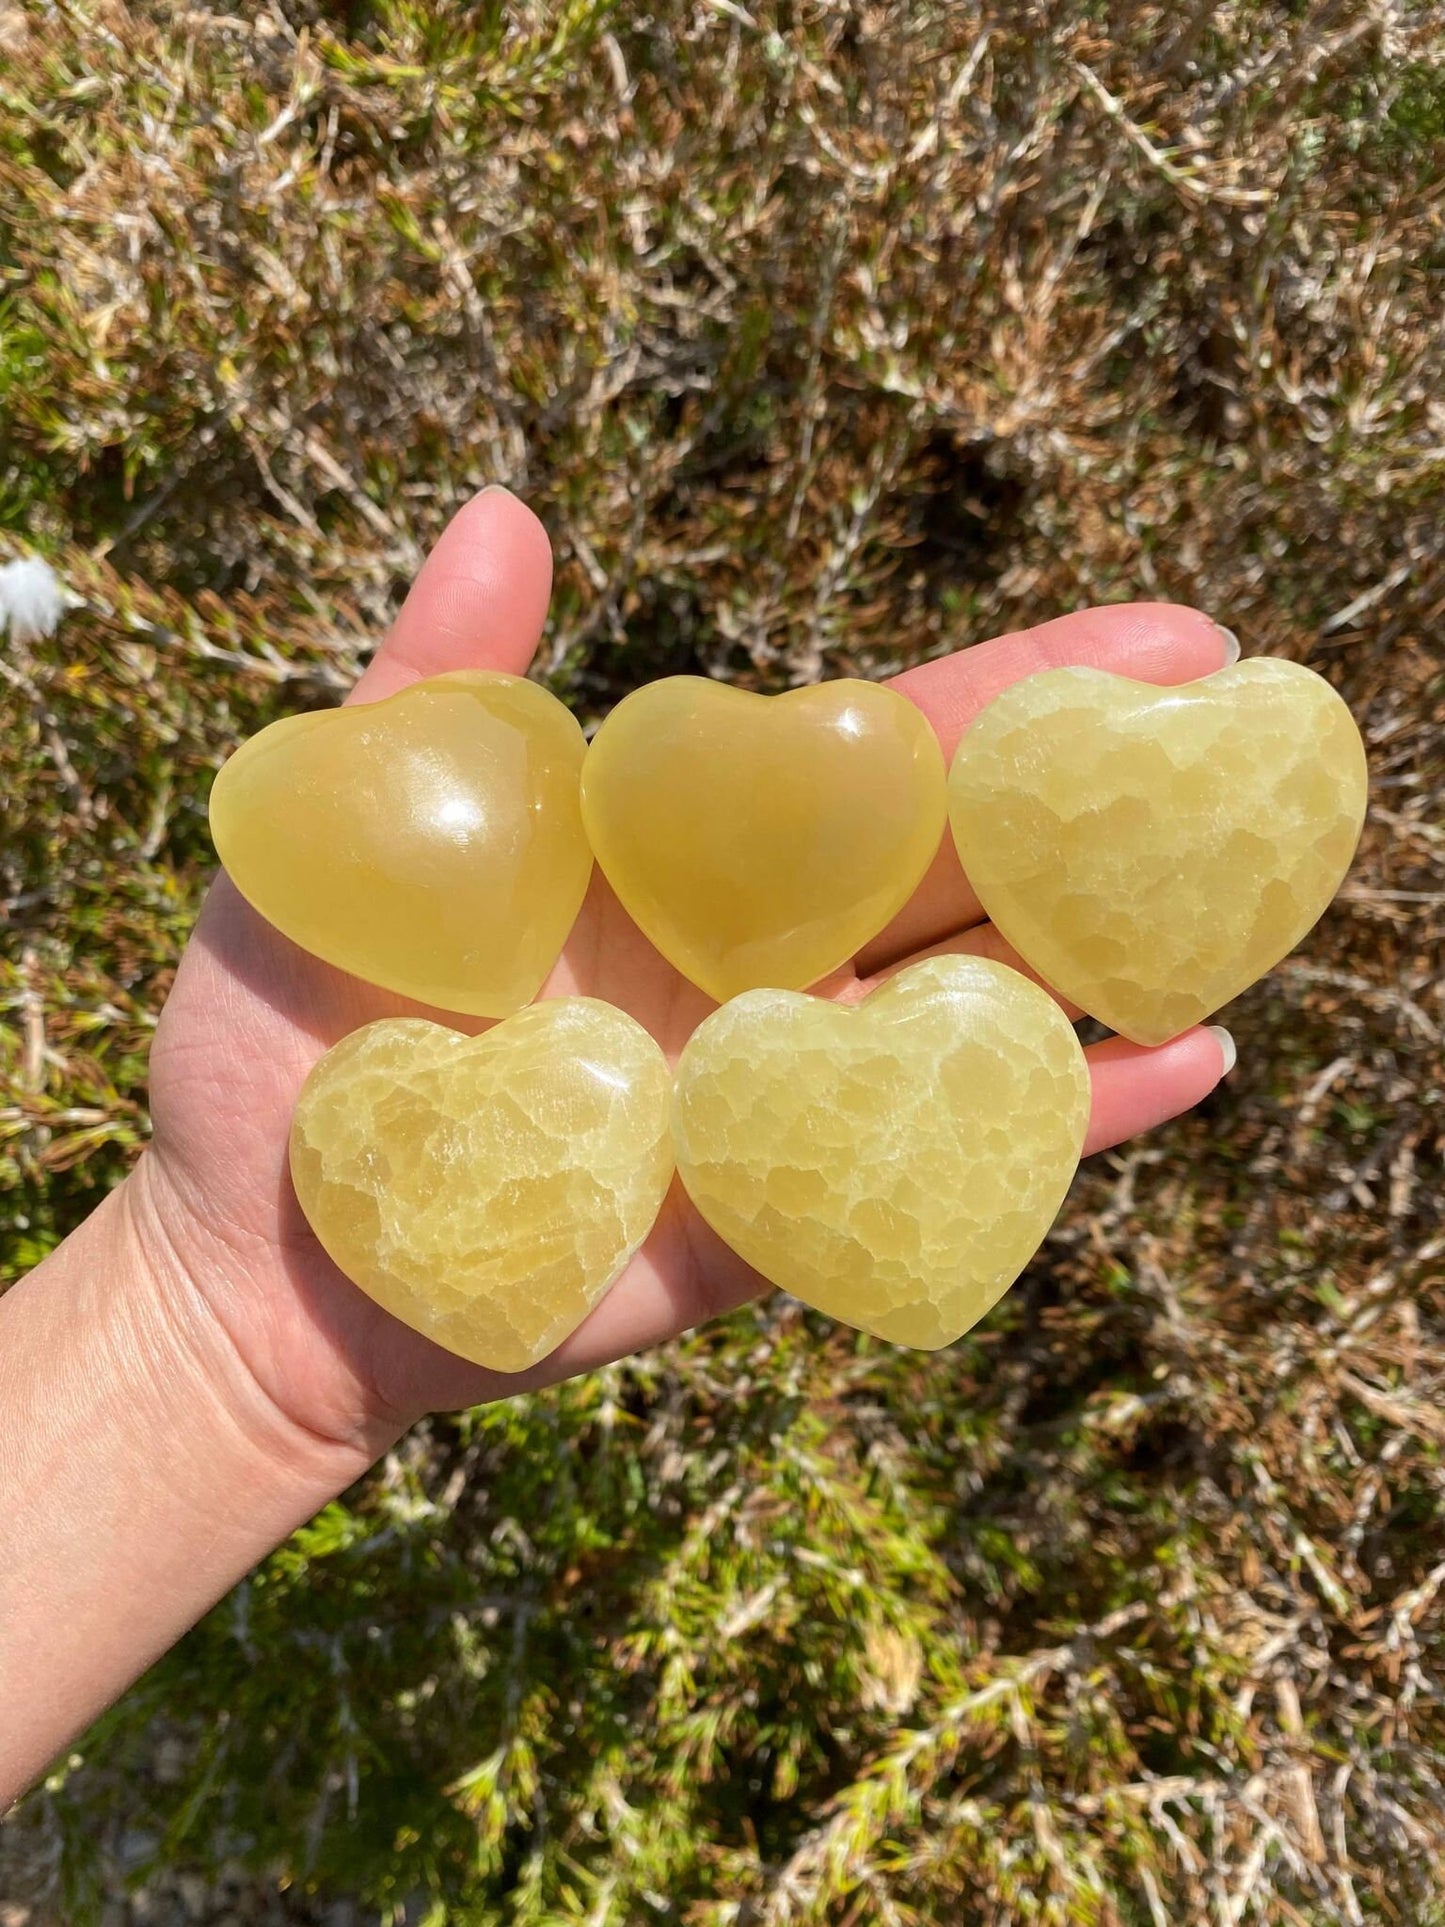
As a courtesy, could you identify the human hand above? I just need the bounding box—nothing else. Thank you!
[0,487,1240,1796]
[138,487,1236,1459]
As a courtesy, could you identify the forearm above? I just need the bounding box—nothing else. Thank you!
[0,1163,374,1806]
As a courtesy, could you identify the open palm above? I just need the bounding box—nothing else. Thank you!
[140,489,1232,1459]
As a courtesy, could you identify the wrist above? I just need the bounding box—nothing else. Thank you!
[0,1163,376,1803]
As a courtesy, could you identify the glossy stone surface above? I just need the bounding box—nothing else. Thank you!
[673,956,1090,1349]
[580,677,947,1002]
[210,671,591,1017]
[948,661,1367,1046]
[290,1001,673,1372]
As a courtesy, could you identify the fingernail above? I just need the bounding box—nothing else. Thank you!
[478,483,520,503]
[1213,622,1241,666]
[1206,1024,1237,1076]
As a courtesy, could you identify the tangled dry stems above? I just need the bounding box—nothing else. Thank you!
[1,3,1442,1922]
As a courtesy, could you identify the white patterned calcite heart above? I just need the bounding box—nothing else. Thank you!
[948,661,1367,1044]
[672,956,1091,1349]
[290,1001,673,1372]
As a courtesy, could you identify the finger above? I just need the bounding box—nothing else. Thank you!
[858,604,1237,973]
[852,919,1084,1017]
[890,602,1237,763]
[349,486,554,704]
[1083,1025,1235,1157]
[855,932,1233,1147]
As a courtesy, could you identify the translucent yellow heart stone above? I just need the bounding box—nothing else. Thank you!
[948,660,1367,1046]
[672,956,1090,1349]
[290,1001,673,1372]
[210,671,591,1017]
[580,677,947,1002]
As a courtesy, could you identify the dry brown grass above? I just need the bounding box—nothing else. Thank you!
[2,3,1443,1922]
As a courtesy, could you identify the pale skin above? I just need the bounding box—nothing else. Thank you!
[0,487,1236,1804]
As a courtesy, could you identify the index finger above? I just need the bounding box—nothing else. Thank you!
[857,603,1237,973]
[348,486,554,705]
[890,601,1237,759]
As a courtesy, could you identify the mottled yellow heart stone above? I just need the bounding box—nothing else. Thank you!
[673,956,1090,1349]
[580,677,946,1002]
[290,1001,673,1372]
[948,661,1367,1046]
[210,671,591,1017]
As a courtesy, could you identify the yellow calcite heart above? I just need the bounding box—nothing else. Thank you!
[580,677,946,1002]
[290,1001,673,1372]
[672,956,1091,1349]
[948,661,1367,1046]
[210,671,591,1017]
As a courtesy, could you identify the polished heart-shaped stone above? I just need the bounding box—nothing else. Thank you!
[210,671,591,1017]
[672,956,1090,1349]
[290,1001,673,1372]
[948,661,1367,1046]
[580,677,946,1002]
